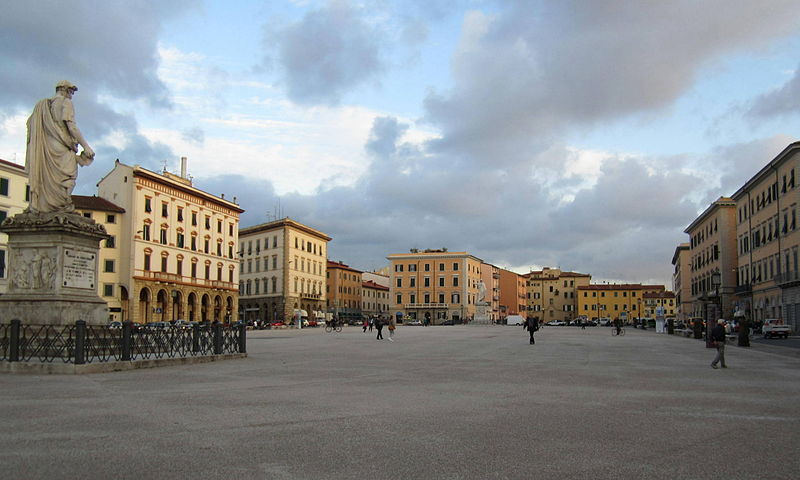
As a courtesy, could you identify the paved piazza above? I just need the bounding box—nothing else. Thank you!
[1,325,798,479]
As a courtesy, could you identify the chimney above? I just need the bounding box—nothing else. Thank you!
[180,156,187,178]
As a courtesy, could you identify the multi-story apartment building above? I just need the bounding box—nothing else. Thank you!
[684,197,737,321]
[239,218,330,324]
[671,243,692,323]
[498,268,526,321]
[480,263,500,323]
[97,159,243,324]
[387,249,483,324]
[362,279,390,319]
[642,291,676,317]
[526,267,591,322]
[0,159,30,293]
[327,260,363,323]
[732,142,800,331]
[576,284,665,322]
[73,195,126,322]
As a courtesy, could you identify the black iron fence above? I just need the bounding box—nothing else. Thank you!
[0,320,246,364]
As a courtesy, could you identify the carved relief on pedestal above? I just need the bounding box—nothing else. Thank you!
[11,248,57,292]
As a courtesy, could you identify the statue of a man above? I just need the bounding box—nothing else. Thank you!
[25,80,94,214]
[477,280,487,304]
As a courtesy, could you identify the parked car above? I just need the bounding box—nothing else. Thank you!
[762,318,792,339]
[146,321,170,329]
[598,318,612,326]
[107,321,122,329]
[546,321,567,326]
[131,322,145,332]
[440,319,454,325]
[407,320,423,326]
[173,319,191,329]
[307,320,319,327]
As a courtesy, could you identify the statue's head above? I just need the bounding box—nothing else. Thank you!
[55,80,78,93]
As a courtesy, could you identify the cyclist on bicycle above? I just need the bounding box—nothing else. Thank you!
[613,317,622,336]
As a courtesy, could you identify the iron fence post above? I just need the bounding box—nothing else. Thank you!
[192,323,200,353]
[213,321,222,355]
[238,323,247,354]
[121,321,132,361]
[9,319,21,362]
[75,320,86,365]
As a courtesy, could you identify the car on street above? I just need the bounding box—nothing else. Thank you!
[762,318,792,339]
[407,320,423,326]
[440,319,454,325]
[146,321,170,329]
[107,321,122,329]
[546,320,567,326]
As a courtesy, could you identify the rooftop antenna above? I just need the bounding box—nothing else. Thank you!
[161,158,168,173]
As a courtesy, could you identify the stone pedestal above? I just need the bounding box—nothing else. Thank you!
[473,303,490,325]
[0,212,109,325]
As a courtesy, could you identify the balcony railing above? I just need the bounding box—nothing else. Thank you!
[774,271,800,287]
[300,293,322,300]
[404,303,448,309]
[135,270,237,291]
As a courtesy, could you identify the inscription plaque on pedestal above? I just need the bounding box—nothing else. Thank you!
[63,249,96,289]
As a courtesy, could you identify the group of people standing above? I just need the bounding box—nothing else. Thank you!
[363,317,396,341]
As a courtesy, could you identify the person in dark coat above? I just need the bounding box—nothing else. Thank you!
[375,317,384,340]
[710,319,727,369]
[525,316,540,345]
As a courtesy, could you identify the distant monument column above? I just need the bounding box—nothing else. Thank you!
[0,81,108,325]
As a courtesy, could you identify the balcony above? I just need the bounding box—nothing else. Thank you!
[139,270,182,283]
[774,271,800,288]
[404,303,448,309]
[734,283,752,294]
[301,292,322,300]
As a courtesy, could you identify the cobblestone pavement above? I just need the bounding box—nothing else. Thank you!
[1,325,798,480]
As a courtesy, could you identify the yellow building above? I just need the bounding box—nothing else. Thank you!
[684,197,737,321]
[642,291,676,317]
[387,249,483,324]
[576,284,665,322]
[527,267,591,322]
[0,158,29,293]
[731,142,800,331]
[238,218,330,324]
[73,195,126,322]
[362,279,390,319]
[671,243,692,323]
[97,159,243,324]
[327,260,362,323]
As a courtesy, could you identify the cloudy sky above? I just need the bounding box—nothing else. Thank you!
[2,1,800,286]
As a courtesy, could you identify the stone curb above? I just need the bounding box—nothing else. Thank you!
[0,353,247,375]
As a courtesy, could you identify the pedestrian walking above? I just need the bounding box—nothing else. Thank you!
[525,316,539,345]
[368,318,374,332]
[375,317,384,340]
[710,319,728,369]
[388,317,396,342]
[363,318,368,333]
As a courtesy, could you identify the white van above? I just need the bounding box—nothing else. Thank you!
[506,315,525,325]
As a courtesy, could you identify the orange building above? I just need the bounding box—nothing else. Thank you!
[387,249,483,324]
[498,268,527,321]
[327,260,363,324]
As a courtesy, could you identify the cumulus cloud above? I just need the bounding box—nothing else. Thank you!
[424,0,800,166]
[747,64,800,118]
[271,1,384,105]
[0,1,195,188]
